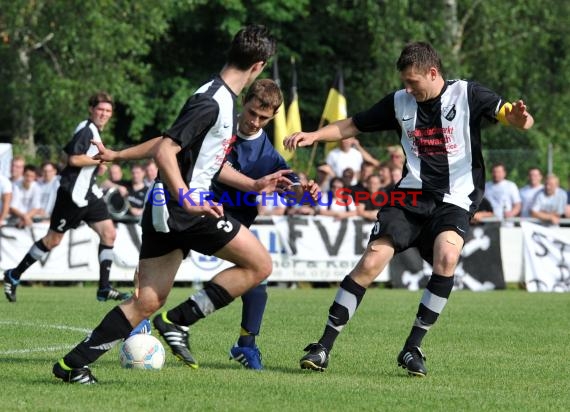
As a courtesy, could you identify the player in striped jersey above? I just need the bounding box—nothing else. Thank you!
[286,42,534,377]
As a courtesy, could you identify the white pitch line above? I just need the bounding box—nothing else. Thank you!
[0,320,92,355]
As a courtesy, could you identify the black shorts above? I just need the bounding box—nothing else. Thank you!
[368,191,470,265]
[139,213,241,259]
[49,188,111,233]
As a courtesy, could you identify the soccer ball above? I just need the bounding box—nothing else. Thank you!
[119,334,166,370]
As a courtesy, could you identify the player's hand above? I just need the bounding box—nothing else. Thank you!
[505,100,532,129]
[302,179,321,203]
[182,201,224,219]
[254,170,293,194]
[284,132,317,150]
[91,140,118,162]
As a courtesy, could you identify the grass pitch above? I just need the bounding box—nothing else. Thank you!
[0,285,568,411]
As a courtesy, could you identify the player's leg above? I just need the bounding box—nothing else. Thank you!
[53,251,181,383]
[89,216,131,301]
[3,229,64,302]
[154,222,272,368]
[300,237,394,371]
[229,280,268,370]
[397,205,469,377]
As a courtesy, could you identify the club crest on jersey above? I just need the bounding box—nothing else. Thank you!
[442,104,456,121]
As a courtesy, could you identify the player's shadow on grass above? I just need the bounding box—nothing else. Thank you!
[195,360,319,374]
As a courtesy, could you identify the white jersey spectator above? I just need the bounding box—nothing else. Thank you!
[0,173,13,224]
[519,167,543,217]
[9,165,44,227]
[326,137,364,185]
[484,163,521,220]
[531,174,568,226]
[39,161,61,217]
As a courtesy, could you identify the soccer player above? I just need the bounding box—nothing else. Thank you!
[285,42,534,376]
[213,78,318,369]
[3,92,131,303]
[52,24,283,384]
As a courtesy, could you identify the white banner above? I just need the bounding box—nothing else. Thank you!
[521,221,570,292]
[0,218,388,283]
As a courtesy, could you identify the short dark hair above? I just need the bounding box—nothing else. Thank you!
[244,79,283,114]
[227,25,276,70]
[88,91,114,109]
[397,42,443,75]
[24,164,37,174]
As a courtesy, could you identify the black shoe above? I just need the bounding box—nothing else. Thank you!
[53,361,98,384]
[397,346,427,377]
[96,287,132,302]
[153,312,198,368]
[3,269,19,303]
[300,343,329,372]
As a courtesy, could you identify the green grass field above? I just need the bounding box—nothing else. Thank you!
[1,285,568,411]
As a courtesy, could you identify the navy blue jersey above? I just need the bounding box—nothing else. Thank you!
[211,128,299,227]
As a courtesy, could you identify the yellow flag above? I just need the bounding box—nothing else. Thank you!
[271,58,292,161]
[321,69,347,154]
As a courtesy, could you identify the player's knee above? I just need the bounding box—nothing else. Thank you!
[252,254,273,283]
[435,249,460,271]
[134,290,165,317]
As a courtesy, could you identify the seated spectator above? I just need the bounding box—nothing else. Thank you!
[470,196,495,225]
[0,173,12,225]
[377,162,394,189]
[100,163,129,195]
[356,174,383,222]
[350,161,377,193]
[125,163,149,220]
[38,161,60,218]
[317,177,357,220]
[519,167,543,218]
[341,167,355,189]
[484,162,521,220]
[390,164,403,187]
[9,164,45,228]
[530,174,568,226]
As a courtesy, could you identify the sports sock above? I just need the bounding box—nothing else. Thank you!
[238,283,268,347]
[166,281,234,326]
[98,244,114,290]
[62,306,132,368]
[405,273,454,349]
[13,240,49,280]
[319,275,366,352]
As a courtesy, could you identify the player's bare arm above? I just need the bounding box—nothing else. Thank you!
[154,138,223,218]
[218,163,293,193]
[91,136,163,162]
[68,153,102,167]
[284,118,360,150]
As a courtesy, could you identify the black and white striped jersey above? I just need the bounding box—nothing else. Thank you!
[353,80,504,213]
[159,75,237,231]
[59,120,104,207]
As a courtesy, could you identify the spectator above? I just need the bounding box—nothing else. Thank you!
[341,167,355,189]
[565,176,570,218]
[356,174,383,222]
[318,177,357,220]
[531,174,568,226]
[519,167,543,217]
[326,137,364,185]
[125,163,148,220]
[315,163,335,192]
[39,161,61,218]
[9,164,44,228]
[484,162,521,220]
[143,159,158,187]
[100,163,128,196]
[390,164,403,186]
[10,155,25,184]
[470,196,495,225]
[387,145,405,169]
[350,161,377,193]
[286,172,316,216]
[377,162,394,189]
[0,172,12,224]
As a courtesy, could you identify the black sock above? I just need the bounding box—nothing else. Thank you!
[405,273,454,349]
[166,282,234,326]
[13,240,49,280]
[319,276,366,352]
[62,306,132,368]
[98,244,113,290]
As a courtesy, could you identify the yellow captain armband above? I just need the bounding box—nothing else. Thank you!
[497,102,512,126]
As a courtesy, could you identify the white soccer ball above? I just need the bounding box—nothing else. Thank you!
[119,334,166,370]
